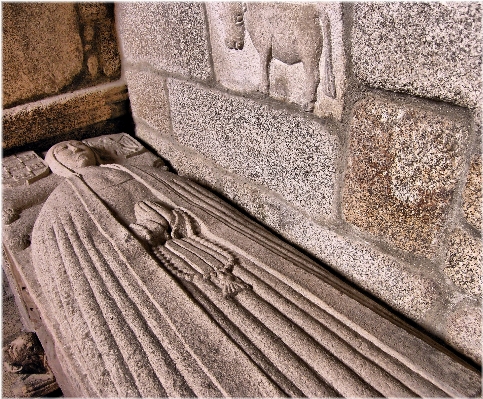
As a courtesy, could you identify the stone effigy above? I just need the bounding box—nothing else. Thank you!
[3,134,481,397]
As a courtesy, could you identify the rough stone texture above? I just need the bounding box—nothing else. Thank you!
[139,127,483,364]
[352,3,482,108]
[77,4,122,80]
[445,304,481,365]
[125,70,172,135]
[3,82,129,151]
[3,3,84,108]
[116,3,212,80]
[463,155,482,230]
[205,3,259,92]
[135,126,439,322]
[444,229,482,298]
[2,269,25,398]
[206,3,346,119]
[343,96,470,257]
[167,79,339,220]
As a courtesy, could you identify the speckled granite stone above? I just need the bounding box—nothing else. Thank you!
[3,3,83,108]
[445,304,481,365]
[444,228,482,298]
[352,3,482,108]
[116,3,212,80]
[166,78,339,220]
[135,125,440,322]
[125,70,171,135]
[343,96,470,257]
[463,155,482,230]
[3,82,129,151]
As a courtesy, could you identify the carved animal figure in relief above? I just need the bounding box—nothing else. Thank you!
[224,3,336,112]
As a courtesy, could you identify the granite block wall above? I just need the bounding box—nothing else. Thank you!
[117,2,482,364]
[2,3,130,153]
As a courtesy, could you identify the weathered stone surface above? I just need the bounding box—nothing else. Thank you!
[2,4,83,108]
[352,3,482,108]
[445,304,481,365]
[463,155,482,230]
[135,126,440,322]
[206,3,346,119]
[444,229,482,298]
[78,4,121,80]
[4,135,481,396]
[116,3,211,80]
[3,152,50,187]
[343,96,470,257]
[125,70,171,134]
[3,82,129,151]
[167,79,339,219]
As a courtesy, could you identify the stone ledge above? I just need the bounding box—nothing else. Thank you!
[3,81,129,151]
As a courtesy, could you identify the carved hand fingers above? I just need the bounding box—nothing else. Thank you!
[130,222,170,246]
[134,201,171,227]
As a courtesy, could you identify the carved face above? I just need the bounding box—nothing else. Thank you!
[3,333,46,374]
[53,141,97,170]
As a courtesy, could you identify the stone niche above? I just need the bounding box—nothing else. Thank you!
[2,133,480,397]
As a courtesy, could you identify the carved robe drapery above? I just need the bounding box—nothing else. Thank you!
[31,164,471,397]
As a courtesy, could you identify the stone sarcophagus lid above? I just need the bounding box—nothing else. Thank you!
[3,134,480,397]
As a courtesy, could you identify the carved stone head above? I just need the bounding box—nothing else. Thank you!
[45,140,98,177]
[3,332,46,374]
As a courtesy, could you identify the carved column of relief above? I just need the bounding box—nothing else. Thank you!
[206,2,346,119]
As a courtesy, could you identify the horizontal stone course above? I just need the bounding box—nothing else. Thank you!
[3,82,129,151]
[166,79,339,220]
[116,3,212,80]
[352,2,482,108]
[343,95,470,258]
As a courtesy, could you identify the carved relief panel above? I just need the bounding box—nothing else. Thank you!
[206,2,346,120]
